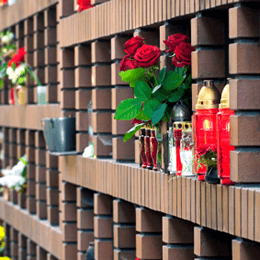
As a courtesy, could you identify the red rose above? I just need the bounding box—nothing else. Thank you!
[172,42,195,68]
[0,0,8,6]
[8,47,26,68]
[208,145,217,153]
[196,145,208,156]
[119,55,138,71]
[124,36,144,55]
[164,33,190,53]
[134,45,161,68]
[77,0,93,12]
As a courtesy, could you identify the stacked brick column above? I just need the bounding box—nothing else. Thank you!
[232,239,260,260]
[33,13,45,103]
[44,6,59,104]
[77,187,94,260]
[10,128,17,167]
[194,227,232,259]
[162,216,194,260]
[18,233,27,260]
[35,131,47,220]
[10,227,18,260]
[191,13,226,111]
[74,44,92,153]
[110,35,134,161]
[113,199,136,260]
[4,223,10,257]
[24,17,34,104]
[15,22,24,51]
[27,239,36,260]
[17,129,26,208]
[61,182,77,260]
[60,48,75,117]
[94,193,113,260]
[136,207,163,260]
[36,246,47,260]
[3,127,10,168]
[46,151,59,226]
[91,40,112,158]
[26,130,36,214]
[228,5,260,183]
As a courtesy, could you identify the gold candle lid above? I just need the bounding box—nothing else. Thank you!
[196,80,221,110]
[182,122,192,131]
[219,83,230,109]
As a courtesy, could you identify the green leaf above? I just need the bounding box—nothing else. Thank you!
[134,81,151,101]
[12,62,16,71]
[162,71,184,92]
[129,74,147,88]
[119,68,145,82]
[153,88,168,101]
[143,99,161,119]
[152,103,167,125]
[158,67,166,83]
[175,66,188,76]
[124,123,144,142]
[184,74,192,88]
[114,98,142,120]
[168,88,185,103]
[0,79,3,90]
[135,110,150,121]
[152,84,162,94]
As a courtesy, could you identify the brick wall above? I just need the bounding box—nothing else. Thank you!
[0,1,260,260]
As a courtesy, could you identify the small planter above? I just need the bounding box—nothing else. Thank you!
[43,117,77,156]
[17,86,26,105]
[205,167,220,184]
[37,85,47,105]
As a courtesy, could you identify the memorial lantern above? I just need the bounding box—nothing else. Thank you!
[193,80,221,181]
[168,100,191,176]
[217,83,235,185]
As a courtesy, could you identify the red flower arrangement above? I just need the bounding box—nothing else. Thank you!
[196,144,217,171]
[163,33,190,53]
[0,0,8,6]
[8,47,26,68]
[164,33,195,68]
[77,0,93,12]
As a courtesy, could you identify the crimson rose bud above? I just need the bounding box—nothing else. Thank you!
[119,54,138,71]
[172,42,195,68]
[163,33,190,53]
[134,45,161,68]
[124,36,145,55]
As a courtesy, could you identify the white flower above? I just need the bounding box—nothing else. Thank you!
[15,64,26,75]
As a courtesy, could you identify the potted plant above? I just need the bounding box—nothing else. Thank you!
[114,34,194,170]
[196,145,220,184]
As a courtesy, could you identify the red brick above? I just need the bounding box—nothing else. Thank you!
[95,239,113,260]
[163,245,194,260]
[192,49,225,79]
[230,150,260,183]
[136,208,162,233]
[136,234,163,259]
[77,209,94,229]
[191,16,224,46]
[92,88,111,110]
[230,79,260,110]
[77,231,94,251]
[229,6,259,39]
[75,89,92,110]
[114,225,136,248]
[62,222,77,242]
[112,138,135,161]
[111,87,133,110]
[75,45,91,66]
[229,43,260,74]
[194,227,231,257]
[94,193,112,215]
[91,65,111,86]
[75,67,91,87]
[113,199,135,223]
[91,41,111,63]
[162,216,194,244]
[92,112,112,133]
[61,48,74,68]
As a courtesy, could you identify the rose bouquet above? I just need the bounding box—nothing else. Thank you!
[76,0,93,12]
[114,34,194,142]
[196,145,217,174]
